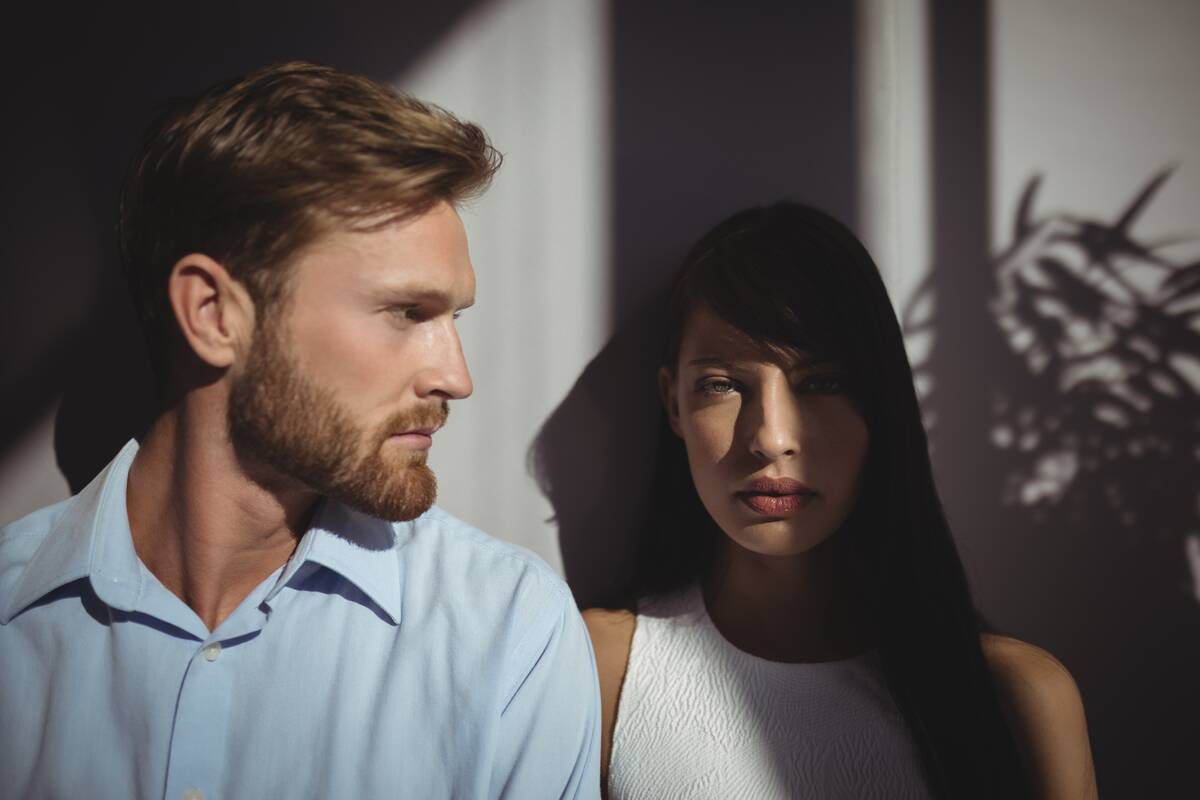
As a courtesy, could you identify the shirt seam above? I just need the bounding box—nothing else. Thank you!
[500,571,567,712]
[431,521,571,607]
[0,531,51,543]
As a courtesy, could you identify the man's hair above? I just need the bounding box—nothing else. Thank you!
[119,60,501,382]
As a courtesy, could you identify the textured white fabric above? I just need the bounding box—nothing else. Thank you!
[608,585,933,799]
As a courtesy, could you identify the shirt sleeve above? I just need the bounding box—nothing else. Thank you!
[491,585,602,800]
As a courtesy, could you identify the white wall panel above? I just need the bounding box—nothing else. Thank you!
[857,0,932,318]
[991,0,1200,260]
[399,0,610,572]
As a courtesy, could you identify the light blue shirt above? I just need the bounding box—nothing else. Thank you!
[0,440,600,799]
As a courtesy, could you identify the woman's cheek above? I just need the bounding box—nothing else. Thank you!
[689,403,739,457]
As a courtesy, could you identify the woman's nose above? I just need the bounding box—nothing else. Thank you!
[748,377,800,461]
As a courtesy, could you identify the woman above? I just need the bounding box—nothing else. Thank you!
[584,203,1097,799]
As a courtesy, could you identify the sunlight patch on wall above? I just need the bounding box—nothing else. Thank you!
[396,0,610,572]
[856,0,932,320]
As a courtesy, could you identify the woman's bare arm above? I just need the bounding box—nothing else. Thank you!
[983,635,1098,799]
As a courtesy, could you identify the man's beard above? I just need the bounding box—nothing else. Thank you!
[227,320,447,522]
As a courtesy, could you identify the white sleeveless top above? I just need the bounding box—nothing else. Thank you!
[608,586,933,799]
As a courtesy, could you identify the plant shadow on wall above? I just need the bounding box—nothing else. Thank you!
[905,168,1200,605]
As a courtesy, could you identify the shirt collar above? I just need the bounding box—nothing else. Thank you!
[2,439,408,628]
[2,439,144,623]
[271,499,407,626]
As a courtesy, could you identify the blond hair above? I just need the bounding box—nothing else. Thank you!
[119,61,501,379]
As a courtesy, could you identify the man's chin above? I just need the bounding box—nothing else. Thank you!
[382,447,429,469]
[326,465,438,523]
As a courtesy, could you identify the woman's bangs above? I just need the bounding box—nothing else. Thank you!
[691,243,851,371]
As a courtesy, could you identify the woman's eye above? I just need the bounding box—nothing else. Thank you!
[797,373,847,394]
[696,377,738,395]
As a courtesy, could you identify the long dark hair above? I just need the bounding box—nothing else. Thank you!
[629,202,1029,798]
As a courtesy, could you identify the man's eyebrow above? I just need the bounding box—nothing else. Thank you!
[372,285,474,308]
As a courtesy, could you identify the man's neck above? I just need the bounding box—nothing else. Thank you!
[126,401,319,633]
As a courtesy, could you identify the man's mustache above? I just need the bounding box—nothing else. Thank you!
[380,401,450,437]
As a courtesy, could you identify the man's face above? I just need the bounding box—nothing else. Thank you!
[228,201,475,521]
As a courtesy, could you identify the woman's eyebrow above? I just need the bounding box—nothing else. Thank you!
[687,354,837,370]
[791,355,837,370]
[688,356,730,367]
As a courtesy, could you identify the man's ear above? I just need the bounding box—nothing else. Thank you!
[166,253,257,369]
[658,366,683,438]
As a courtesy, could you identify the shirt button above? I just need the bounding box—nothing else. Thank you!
[183,790,204,800]
[202,643,222,662]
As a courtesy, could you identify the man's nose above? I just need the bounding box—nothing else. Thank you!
[416,321,473,400]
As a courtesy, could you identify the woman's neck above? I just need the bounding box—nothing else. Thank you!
[702,537,873,663]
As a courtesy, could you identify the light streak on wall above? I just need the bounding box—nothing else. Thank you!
[400,0,611,572]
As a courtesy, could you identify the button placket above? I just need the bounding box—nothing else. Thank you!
[163,641,234,800]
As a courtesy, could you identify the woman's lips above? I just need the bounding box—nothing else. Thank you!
[736,477,816,517]
[744,477,812,494]
[736,491,814,516]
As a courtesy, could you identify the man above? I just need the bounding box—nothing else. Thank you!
[0,62,600,799]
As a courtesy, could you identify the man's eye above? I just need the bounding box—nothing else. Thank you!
[390,306,427,322]
[696,377,738,395]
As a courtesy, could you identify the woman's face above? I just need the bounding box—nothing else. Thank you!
[661,304,869,558]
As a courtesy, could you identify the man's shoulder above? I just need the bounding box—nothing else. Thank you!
[0,499,76,611]
[403,505,573,610]
[411,505,559,571]
[0,498,73,542]
[400,506,592,712]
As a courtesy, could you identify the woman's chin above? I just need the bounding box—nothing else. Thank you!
[722,520,837,559]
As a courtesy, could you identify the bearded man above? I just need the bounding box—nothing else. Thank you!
[0,62,599,799]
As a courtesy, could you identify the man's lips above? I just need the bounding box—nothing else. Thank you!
[736,477,816,517]
[388,426,440,450]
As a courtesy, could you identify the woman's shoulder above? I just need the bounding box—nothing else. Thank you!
[981,634,1098,799]
[582,608,637,673]
[582,609,637,794]
[582,587,698,671]
[582,606,636,629]
[981,634,1083,717]
[582,609,637,705]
